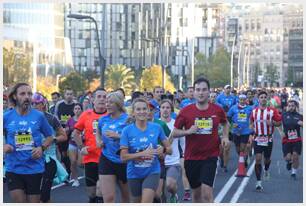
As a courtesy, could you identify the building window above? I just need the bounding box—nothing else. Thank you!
[131,14,135,23]
[131,31,136,40]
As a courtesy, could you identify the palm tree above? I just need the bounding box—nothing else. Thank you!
[105,64,136,95]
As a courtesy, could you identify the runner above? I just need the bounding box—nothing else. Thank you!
[216,84,237,172]
[250,91,282,191]
[49,92,61,115]
[179,86,195,109]
[54,88,76,180]
[4,83,54,203]
[96,91,129,202]
[281,100,303,180]
[227,94,253,167]
[173,77,230,203]
[31,92,68,202]
[66,103,83,187]
[73,88,108,203]
[120,98,172,203]
[159,99,184,203]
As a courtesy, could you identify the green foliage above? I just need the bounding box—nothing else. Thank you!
[194,47,231,88]
[58,71,87,95]
[105,64,136,95]
[140,65,175,92]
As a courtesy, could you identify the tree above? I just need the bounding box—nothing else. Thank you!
[3,47,32,86]
[140,64,175,92]
[265,63,280,87]
[58,71,87,95]
[105,64,136,95]
[36,76,58,100]
[193,48,231,88]
[81,69,99,88]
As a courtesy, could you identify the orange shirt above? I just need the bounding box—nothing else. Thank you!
[74,109,107,164]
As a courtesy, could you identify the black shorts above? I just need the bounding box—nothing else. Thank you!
[84,162,99,187]
[98,153,127,184]
[6,172,43,195]
[184,157,217,188]
[282,141,302,156]
[253,141,273,159]
[233,134,249,146]
[57,140,69,153]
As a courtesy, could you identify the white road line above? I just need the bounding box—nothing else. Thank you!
[51,176,85,190]
[214,169,238,203]
[230,160,256,203]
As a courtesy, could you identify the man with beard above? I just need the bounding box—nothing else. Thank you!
[4,83,54,203]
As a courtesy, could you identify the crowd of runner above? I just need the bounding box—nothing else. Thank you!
[3,78,303,203]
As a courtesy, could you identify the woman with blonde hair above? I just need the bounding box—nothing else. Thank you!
[96,91,130,202]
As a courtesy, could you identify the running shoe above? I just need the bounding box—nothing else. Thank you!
[255,182,263,192]
[183,190,191,201]
[291,173,297,180]
[169,194,178,203]
[72,179,80,187]
[222,166,228,173]
[263,170,270,181]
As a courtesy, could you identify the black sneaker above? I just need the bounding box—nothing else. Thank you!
[286,162,292,171]
[291,173,297,180]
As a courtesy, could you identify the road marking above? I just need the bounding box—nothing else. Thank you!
[51,176,85,190]
[214,169,238,203]
[230,160,255,203]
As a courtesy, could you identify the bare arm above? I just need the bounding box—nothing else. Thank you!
[120,147,157,162]
[72,129,84,149]
[55,126,67,142]
[95,127,104,148]
[172,126,198,138]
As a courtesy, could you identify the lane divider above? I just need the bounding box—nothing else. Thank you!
[214,169,238,203]
[230,160,255,203]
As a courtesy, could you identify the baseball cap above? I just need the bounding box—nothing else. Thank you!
[238,94,247,99]
[224,85,231,89]
[32,92,47,104]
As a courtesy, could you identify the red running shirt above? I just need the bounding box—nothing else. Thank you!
[174,103,227,160]
[74,109,107,164]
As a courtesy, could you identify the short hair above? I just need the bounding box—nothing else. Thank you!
[160,99,174,112]
[65,87,73,92]
[92,87,106,99]
[115,88,126,97]
[258,91,268,97]
[8,83,30,106]
[132,91,144,102]
[193,77,210,90]
[51,92,60,97]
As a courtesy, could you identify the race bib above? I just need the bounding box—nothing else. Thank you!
[134,156,154,168]
[92,120,98,135]
[256,136,269,146]
[288,130,298,140]
[195,118,213,135]
[15,132,34,151]
[238,112,247,122]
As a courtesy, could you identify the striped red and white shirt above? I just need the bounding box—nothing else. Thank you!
[250,107,281,141]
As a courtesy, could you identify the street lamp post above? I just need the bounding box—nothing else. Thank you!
[230,35,236,87]
[67,14,106,88]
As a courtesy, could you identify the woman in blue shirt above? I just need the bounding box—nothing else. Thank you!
[120,98,172,203]
[96,91,129,202]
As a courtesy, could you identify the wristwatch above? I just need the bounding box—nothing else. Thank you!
[53,138,58,144]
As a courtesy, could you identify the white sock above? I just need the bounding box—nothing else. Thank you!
[257,180,262,185]
[292,168,297,174]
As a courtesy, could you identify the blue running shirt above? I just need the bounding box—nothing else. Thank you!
[120,122,166,179]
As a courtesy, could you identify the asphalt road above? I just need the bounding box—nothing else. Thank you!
[3,130,303,203]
